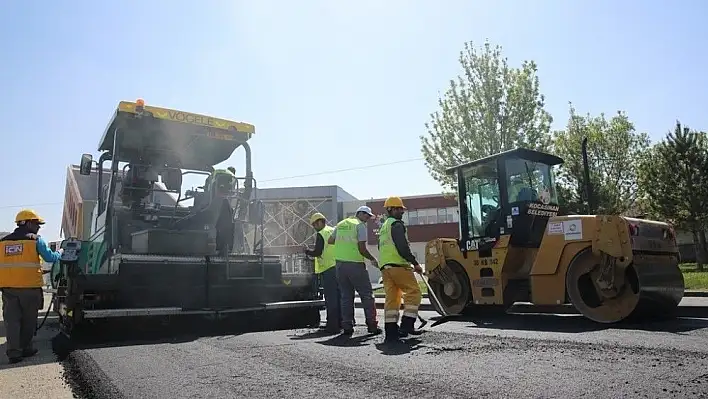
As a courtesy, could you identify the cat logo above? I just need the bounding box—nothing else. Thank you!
[282,279,292,286]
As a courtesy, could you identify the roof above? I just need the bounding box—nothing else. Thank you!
[97,100,256,171]
[445,148,565,175]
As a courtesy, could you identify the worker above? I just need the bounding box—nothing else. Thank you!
[303,213,340,333]
[204,167,236,191]
[327,206,381,336]
[377,197,423,343]
[0,210,61,364]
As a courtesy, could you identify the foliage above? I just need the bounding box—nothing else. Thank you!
[638,121,708,228]
[552,104,651,215]
[420,40,553,191]
[638,121,708,269]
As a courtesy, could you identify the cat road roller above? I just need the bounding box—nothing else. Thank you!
[423,143,685,324]
[51,99,324,344]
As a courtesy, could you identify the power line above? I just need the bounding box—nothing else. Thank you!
[260,157,424,183]
[0,157,426,210]
[0,202,64,210]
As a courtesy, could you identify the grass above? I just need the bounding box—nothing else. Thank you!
[680,263,708,290]
[371,263,708,295]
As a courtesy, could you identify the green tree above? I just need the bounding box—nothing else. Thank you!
[638,121,708,270]
[420,40,553,191]
[552,104,651,215]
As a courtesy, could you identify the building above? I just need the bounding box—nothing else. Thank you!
[249,185,356,255]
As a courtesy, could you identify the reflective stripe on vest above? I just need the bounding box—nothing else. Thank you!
[0,239,43,288]
[378,217,410,267]
[333,217,365,263]
[315,225,336,274]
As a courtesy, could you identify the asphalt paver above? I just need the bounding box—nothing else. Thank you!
[60,309,708,399]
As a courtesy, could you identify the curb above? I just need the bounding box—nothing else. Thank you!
[354,300,708,319]
[368,290,708,299]
[685,290,708,297]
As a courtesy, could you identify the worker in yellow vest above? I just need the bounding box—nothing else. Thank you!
[0,209,61,364]
[304,212,341,333]
[327,206,381,336]
[377,197,423,343]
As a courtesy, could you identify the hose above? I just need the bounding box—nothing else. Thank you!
[34,291,56,335]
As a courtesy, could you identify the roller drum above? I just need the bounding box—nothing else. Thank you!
[566,249,685,324]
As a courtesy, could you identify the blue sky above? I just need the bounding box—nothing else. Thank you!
[1,0,707,240]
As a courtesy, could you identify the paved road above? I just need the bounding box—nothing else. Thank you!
[62,308,708,399]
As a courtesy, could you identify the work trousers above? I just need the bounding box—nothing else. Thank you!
[336,261,377,330]
[381,266,421,324]
[2,287,43,359]
[319,266,341,328]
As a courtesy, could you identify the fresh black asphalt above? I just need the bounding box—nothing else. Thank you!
[58,309,708,399]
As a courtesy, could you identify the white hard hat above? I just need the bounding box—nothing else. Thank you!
[356,205,374,216]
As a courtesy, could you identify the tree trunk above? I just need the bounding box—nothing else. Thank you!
[692,230,706,272]
[698,229,708,272]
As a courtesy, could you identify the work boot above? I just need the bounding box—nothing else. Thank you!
[399,315,422,336]
[8,356,22,364]
[341,324,354,336]
[367,321,382,335]
[22,348,38,358]
[384,322,400,343]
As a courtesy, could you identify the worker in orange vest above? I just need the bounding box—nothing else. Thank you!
[0,210,61,364]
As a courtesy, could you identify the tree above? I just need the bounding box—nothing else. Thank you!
[552,104,651,215]
[420,40,553,191]
[638,121,708,270]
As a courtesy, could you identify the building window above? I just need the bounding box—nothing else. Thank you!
[401,206,460,225]
[419,209,430,224]
[437,208,447,223]
[408,210,419,225]
[447,206,459,223]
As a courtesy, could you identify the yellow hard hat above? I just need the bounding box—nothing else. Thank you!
[383,196,406,209]
[15,209,45,224]
[310,212,326,225]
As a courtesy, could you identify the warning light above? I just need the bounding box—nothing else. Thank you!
[135,98,145,107]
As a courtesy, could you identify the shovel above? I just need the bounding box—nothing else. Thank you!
[417,271,458,328]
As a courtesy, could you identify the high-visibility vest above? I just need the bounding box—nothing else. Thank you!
[333,217,365,263]
[206,169,235,189]
[0,235,43,288]
[315,225,336,274]
[378,217,410,267]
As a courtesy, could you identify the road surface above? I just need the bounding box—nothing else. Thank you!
[61,308,708,399]
[0,294,74,399]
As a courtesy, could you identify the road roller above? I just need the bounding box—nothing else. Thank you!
[423,141,685,324]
